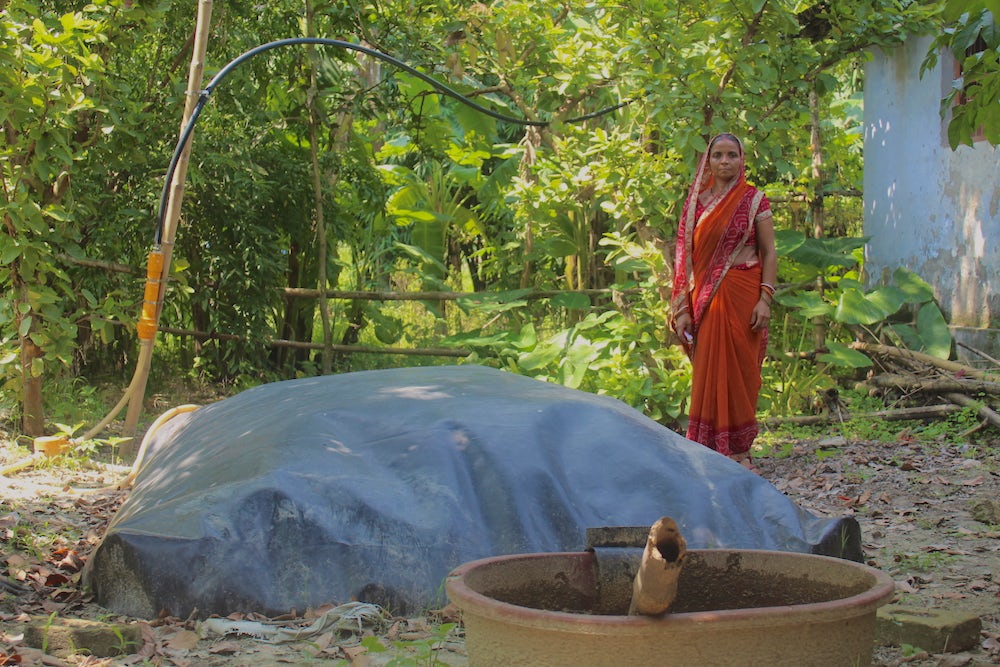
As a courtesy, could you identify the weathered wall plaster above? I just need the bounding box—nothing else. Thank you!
[864,36,1000,357]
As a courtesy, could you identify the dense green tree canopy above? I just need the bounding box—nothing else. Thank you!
[3,0,982,434]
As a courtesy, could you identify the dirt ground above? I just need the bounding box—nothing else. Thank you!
[2,430,999,666]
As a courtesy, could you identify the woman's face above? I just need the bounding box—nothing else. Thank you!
[708,137,741,184]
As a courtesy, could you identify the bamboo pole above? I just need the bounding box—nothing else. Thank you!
[281,287,637,300]
[121,0,213,438]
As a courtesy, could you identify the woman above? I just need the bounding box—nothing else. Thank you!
[670,133,777,471]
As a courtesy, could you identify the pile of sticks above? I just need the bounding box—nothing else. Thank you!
[851,342,1000,432]
[765,342,1000,434]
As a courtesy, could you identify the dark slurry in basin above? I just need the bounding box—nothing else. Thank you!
[481,551,868,615]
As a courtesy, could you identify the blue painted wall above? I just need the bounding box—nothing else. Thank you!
[864,36,1000,357]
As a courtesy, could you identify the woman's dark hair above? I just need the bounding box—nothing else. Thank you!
[708,133,742,154]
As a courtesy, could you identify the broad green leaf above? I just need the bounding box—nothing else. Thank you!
[865,285,907,317]
[560,338,600,389]
[817,340,873,368]
[916,302,952,359]
[834,287,889,325]
[454,102,497,142]
[371,313,403,345]
[613,256,650,273]
[0,239,19,265]
[18,315,33,338]
[893,267,936,303]
[777,291,835,319]
[442,331,512,348]
[518,340,563,371]
[551,292,591,310]
[456,296,529,315]
[514,323,538,351]
[887,323,924,351]
[540,237,581,257]
[785,236,861,270]
[773,230,806,256]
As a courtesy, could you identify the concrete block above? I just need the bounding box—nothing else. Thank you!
[876,604,982,653]
[23,615,143,658]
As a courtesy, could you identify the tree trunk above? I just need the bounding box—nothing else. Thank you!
[809,86,826,352]
[20,336,44,437]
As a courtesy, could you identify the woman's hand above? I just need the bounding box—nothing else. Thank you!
[673,312,694,346]
[750,299,770,331]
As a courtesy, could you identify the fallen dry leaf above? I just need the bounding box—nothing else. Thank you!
[164,629,200,651]
[208,640,244,655]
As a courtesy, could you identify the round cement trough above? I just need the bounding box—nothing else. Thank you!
[446,549,895,667]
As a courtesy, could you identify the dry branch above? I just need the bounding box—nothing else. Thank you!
[850,342,995,381]
[763,404,962,428]
[942,392,1000,430]
[867,374,1000,397]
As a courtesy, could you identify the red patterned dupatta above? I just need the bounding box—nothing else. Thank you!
[671,136,768,456]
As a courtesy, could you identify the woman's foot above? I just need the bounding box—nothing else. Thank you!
[729,452,761,474]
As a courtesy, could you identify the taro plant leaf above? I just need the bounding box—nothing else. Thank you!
[774,229,807,256]
[776,291,834,319]
[887,322,924,351]
[893,267,936,303]
[916,301,952,359]
[834,287,889,325]
[785,236,865,270]
[818,340,873,368]
[866,285,907,316]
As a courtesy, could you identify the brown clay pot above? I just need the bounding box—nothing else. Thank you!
[446,548,894,667]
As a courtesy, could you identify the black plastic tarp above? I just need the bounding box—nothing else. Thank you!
[85,366,860,618]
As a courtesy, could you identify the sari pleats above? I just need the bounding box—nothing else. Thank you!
[685,265,764,456]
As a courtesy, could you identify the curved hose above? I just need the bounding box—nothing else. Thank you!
[117,404,201,489]
[89,37,634,444]
[156,37,634,243]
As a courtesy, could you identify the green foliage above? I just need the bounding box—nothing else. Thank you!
[0,0,966,440]
[352,623,458,666]
[924,2,1000,147]
[775,231,953,362]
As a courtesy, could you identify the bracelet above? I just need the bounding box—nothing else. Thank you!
[760,282,776,295]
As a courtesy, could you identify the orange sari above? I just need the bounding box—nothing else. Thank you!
[671,140,770,456]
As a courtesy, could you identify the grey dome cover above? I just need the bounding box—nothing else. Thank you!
[85,366,859,618]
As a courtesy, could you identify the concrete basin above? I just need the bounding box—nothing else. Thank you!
[446,549,895,666]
